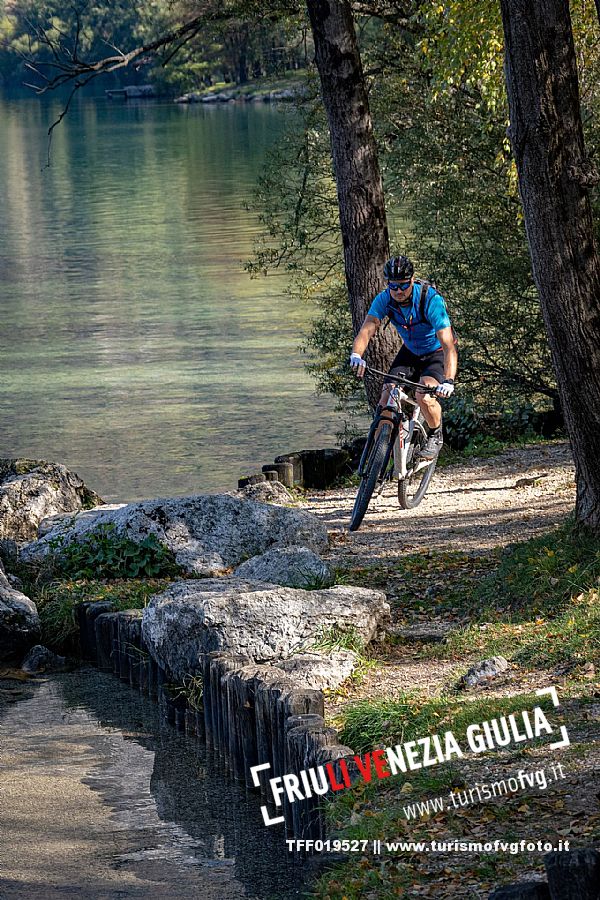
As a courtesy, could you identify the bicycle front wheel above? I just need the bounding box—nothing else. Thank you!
[349,423,392,532]
[398,417,437,509]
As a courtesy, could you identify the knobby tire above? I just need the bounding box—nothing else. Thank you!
[349,423,392,532]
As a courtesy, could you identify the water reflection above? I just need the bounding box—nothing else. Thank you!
[0,95,338,501]
[0,670,307,899]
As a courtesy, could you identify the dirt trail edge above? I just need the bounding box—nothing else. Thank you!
[301,442,576,705]
[306,442,575,566]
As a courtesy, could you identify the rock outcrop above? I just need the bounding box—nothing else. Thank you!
[22,493,329,576]
[233,546,333,589]
[142,577,389,682]
[276,651,358,690]
[235,481,293,504]
[0,558,40,663]
[0,458,102,544]
[458,656,509,689]
[21,644,68,674]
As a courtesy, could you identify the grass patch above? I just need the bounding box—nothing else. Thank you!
[433,521,600,670]
[310,625,368,656]
[337,521,600,674]
[335,551,496,618]
[476,520,600,614]
[308,625,377,683]
[315,689,598,898]
[339,690,547,755]
[36,578,172,654]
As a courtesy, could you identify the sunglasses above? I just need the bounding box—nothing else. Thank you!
[388,280,411,291]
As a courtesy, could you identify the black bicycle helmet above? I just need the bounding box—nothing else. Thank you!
[383,255,414,280]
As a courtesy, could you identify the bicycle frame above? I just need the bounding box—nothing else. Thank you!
[357,375,435,483]
[391,386,424,479]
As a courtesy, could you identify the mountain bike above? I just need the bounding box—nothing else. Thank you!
[349,367,442,532]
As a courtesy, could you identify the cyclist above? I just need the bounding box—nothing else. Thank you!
[350,255,458,460]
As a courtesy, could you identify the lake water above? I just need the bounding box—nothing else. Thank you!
[0,94,338,502]
[0,670,307,899]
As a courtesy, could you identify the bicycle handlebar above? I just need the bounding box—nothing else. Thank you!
[363,365,444,394]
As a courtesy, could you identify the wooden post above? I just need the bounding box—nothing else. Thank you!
[75,603,91,659]
[274,453,304,485]
[117,611,142,683]
[148,656,159,698]
[269,678,295,779]
[265,462,294,488]
[237,473,266,489]
[254,673,292,795]
[284,713,325,772]
[126,618,142,687]
[94,612,115,671]
[223,657,254,779]
[226,664,271,786]
[84,601,115,661]
[544,848,600,899]
[201,652,221,750]
[284,716,329,835]
[310,744,356,839]
[110,614,121,676]
[210,654,249,760]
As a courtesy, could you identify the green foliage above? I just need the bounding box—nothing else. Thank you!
[309,624,366,656]
[48,524,180,580]
[441,396,481,449]
[0,0,310,91]
[442,397,557,450]
[36,577,171,653]
[339,690,544,755]
[477,520,600,613]
[435,521,600,670]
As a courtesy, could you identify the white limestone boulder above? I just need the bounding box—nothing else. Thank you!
[21,493,329,576]
[141,577,389,681]
[0,458,102,544]
[0,558,40,662]
[233,546,333,589]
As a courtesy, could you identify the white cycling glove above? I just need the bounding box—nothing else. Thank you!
[350,352,367,375]
[436,380,455,398]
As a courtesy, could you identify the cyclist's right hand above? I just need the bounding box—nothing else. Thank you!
[350,352,367,377]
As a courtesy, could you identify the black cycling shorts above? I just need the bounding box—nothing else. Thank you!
[385,345,445,385]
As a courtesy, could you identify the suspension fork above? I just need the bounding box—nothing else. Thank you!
[357,405,400,477]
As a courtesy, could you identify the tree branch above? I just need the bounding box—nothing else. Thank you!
[27,15,206,96]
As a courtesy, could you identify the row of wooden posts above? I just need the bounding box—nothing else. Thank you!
[76,600,354,839]
[238,462,295,490]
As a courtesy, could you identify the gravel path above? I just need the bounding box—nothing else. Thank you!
[304,442,575,566]
[300,442,577,708]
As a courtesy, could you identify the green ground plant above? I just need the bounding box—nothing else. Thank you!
[46,524,181,580]
[336,520,599,674]
[308,625,376,683]
[339,690,549,756]
[35,578,173,654]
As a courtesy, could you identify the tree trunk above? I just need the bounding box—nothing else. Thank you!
[305,0,399,407]
[500,0,600,530]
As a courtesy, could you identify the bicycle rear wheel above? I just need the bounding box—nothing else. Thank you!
[349,423,392,532]
[398,416,437,509]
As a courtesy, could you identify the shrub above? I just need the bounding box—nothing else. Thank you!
[48,524,180,580]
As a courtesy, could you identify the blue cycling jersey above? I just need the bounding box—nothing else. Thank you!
[367,282,451,355]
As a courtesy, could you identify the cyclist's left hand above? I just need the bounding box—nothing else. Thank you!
[436,380,455,398]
